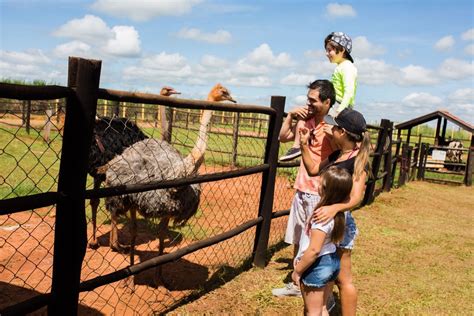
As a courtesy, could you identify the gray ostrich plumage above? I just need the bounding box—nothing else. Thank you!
[102,84,236,262]
[105,138,201,225]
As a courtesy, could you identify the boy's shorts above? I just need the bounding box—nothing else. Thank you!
[301,252,340,288]
[284,191,321,245]
[338,211,358,250]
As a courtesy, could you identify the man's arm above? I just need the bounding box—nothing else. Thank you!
[279,106,310,143]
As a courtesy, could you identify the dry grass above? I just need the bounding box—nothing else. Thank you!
[170,181,474,315]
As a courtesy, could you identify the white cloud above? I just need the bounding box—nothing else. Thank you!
[356,58,399,85]
[91,0,202,21]
[304,49,326,59]
[293,95,308,106]
[141,52,187,70]
[280,73,315,86]
[399,65,439,85]
[228,76,271,87]
[200,55,228,68]
[326,3,357,17]
[448,88,474,103]
[434,35,455,51]
[307,60,335,78]
[245,43,293,67]
[464,44,474,55]
[0,49,50,64]
[53,41,91,57]
[461,28,474,41]
[53,15,141,57]
[103,26,141,57]
[438,58,474,79]
[352,36,386,58]
[0,50,61,82]
[53,15,112,43]
[177,28,231,44]
[402,92,442,108]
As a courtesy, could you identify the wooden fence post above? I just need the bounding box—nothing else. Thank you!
[420,143,429,180]
[232,112,240,167]
[406,146,413,182]
[391,137,402,188]
[382,121,394,192]
[464,147,473,186]
[25,100,31,134]
[398,143,408,186]
[417,142,427,180]
[253,96,285,268]
[363,119,390,205]
[43,108,52,143]
[410,135,422,181]
[48,57,101,315]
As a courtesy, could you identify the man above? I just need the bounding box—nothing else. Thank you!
[273,79,335,297]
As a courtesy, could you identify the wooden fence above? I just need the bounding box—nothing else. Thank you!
[2,56,469,315]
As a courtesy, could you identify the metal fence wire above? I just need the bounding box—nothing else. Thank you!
[0,87,292,314]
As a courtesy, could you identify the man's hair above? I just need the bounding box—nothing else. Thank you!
[307,79,336,106]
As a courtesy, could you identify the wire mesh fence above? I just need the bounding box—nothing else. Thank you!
[0,93,294,314]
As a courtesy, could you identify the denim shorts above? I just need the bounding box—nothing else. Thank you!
[339,211,358,250]
[301,252,340,288]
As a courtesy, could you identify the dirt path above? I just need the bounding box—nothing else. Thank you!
[170,181,474,315]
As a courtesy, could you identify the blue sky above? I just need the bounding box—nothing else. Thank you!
[1,0,473,125]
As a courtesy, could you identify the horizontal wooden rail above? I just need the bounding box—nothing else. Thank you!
[429,145,470,152]
[0,83,71,100]
[0,192,59,215]
[98,88,276,115]
[272,209,290,218]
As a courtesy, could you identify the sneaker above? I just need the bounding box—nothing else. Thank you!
[327,294,336,312]
[279,147,302,162]
[272,282,302,297]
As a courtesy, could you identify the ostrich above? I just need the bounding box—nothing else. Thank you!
[102,84,236,272]
[88,86,181,249]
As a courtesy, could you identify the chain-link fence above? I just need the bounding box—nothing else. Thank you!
[0,58,295,315]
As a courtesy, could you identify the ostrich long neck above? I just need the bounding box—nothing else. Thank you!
[183,93,216,174]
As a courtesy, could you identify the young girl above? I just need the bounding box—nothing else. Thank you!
[299,108,371,316]
[279,31,357,162]
[292,166,353,315]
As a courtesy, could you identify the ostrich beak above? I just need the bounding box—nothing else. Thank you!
[169,89,181,95]
[227,96,237,103]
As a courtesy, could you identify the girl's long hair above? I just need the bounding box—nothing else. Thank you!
[316,166,353,243]
[346,130,372,180]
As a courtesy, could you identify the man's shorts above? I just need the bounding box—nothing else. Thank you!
[284,191,321,245]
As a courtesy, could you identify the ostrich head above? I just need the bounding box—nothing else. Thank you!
[184,84,236,174]
[207,83,236,103]
[160,86,181,96]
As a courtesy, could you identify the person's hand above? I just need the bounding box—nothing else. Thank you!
[291,270,301,287]
[289,106,310,120]
[323,124,333,136]
[298,127,310,146]
[313,204,338,224]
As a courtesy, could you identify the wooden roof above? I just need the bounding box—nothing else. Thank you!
[395,110,473,133]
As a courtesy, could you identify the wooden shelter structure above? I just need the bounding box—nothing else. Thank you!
[395,110,473,147]
[395,110,473,186]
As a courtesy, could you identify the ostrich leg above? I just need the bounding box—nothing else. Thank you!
[88,178,102,249]
[110,211,125,252]
[130,208,137,267]
[154,217,170,286]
